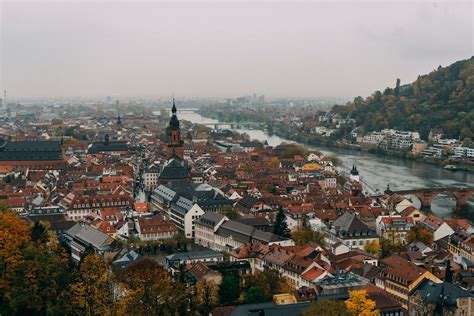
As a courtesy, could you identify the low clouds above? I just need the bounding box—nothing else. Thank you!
[1,1,472,98]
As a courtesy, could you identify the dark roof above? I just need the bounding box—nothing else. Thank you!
[333,212,376,238]
[235,217,271,227]
[210,306,237,316]
[166,250,223,262]
[0,140,62,161]
[414,279,473,308]
[112,250,142,268]
[159,158,190,180]
[87,141,128,154]
[230,301,311,316]
[66,223,115,250]
[237,195,259,209]
[196,212,227,229]
[217,220,284,244]
[240,141,263,148]
[156,180,232,212]
[364,284,403,312]
[26,213,75,232]
[219,220,255,242]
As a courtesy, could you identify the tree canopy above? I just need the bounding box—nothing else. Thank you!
[302,299,350,316]
[332,57,474,140]
[406,224,433,246]
[345,290,379,316]
[291,225,326,246]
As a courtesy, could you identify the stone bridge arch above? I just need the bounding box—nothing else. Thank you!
[408,188,474,210]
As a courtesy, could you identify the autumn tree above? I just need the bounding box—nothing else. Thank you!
[273,207,291,238]
[278,143,308,158]
[406,224,433,246]
[268,157,280,168]
[196,279,219,315]
[8,241,70,315]
[0,210,31,312]
[245,269,291,301]
[218,205,240,220]
[118,258,192,316]
[70,254,114,316]
[379,237,406,259]
[364,240,381,256]
[291,225,326,246]
[303,299,350,316]
[1,211,76,315]
[345,290,379,316]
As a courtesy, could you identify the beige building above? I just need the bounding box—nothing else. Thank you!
[375,255,441,309]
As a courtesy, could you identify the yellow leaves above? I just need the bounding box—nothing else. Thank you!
[268,157,280,168]
[70,254,114,316]
[406,224,433,246]
[291,226,325,247]
[345,290,379,316]
[0,210,31,259]
[364,240,381,256]
[196,279,219,307]
[117,258,182,315]
[0,210,31,293]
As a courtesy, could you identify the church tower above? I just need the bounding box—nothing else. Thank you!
[166,99,184,160]
[350,165,360,182]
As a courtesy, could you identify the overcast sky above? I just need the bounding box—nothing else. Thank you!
[1,1,472,99]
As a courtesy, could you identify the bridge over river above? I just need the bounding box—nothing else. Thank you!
[391,187,474,210]
[199,122,266,129]
[177,109,474,217]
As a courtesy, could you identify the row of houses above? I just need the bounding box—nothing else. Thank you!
[194,212,293,252]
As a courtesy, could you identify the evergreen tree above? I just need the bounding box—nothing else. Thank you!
[245,287,266,304]
[273,207,291,238]
[219,271,240,305]
[31,221,49,244]
[445,259,453,283]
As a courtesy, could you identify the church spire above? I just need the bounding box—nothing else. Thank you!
[168,98,180,130]
[165,98,184,160]
[172,98,177,114]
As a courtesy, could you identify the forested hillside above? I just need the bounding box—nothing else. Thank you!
[332,57,474,141]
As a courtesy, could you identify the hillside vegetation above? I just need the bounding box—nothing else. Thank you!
[332,57,474,141]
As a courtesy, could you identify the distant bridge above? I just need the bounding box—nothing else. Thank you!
[392,187,474,209]
[174,109,199,113]
[198,122,267,129]
[338,167,474,209]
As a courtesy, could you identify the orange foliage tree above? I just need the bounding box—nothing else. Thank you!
[0,210,31,297]
[345,289,379,316]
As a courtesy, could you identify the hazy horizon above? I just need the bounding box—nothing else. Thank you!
[1,1,473,99]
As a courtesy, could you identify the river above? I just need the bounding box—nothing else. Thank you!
[173,109,474,217]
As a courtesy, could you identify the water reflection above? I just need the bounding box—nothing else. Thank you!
[177,110,473,216]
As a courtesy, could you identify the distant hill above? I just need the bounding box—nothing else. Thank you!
[332,57,474,141]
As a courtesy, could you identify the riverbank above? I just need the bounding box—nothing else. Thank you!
[197,109,472,173]
[178,108,474,216]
